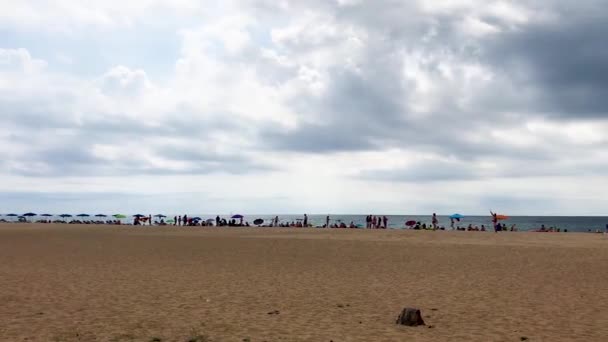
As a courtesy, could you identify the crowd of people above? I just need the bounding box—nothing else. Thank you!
[2,213,606,233]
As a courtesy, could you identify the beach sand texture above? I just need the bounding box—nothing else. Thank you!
[1,224,607,341]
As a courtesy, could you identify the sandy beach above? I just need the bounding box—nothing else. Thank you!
[1,224,607,341]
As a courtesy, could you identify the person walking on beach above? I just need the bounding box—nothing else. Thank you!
[432,213,438,230]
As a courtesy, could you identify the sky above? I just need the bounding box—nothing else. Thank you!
[1,0,608,215]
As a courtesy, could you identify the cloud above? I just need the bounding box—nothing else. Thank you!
[98,65,151,96]
[358,159,480,183]
[0,48,47,73]
[1,1,608,214]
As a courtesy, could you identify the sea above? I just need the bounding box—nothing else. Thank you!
[5,214,608,233]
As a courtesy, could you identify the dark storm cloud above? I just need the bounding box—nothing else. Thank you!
[257,0,608,172]
[482,8,608,117]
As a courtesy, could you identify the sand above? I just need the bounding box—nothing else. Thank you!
[1,224,607,341]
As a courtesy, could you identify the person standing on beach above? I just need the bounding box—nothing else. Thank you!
[326,215,330,228]
[382,216,388,229]
[490,211,498,232]
[148,214,152,226]
[303,214,308,227]
[178,216,182,226]
[450,217,455,230]
[432,213,438,230]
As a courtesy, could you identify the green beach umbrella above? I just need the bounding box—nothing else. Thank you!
[113,214,127,219]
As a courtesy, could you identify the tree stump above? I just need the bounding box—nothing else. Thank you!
[396,307,425,326]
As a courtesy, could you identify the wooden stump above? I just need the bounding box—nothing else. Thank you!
[396,307,425,326]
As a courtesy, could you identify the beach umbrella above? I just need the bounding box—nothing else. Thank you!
[5,214,18,217]
[192,217,202,221]
[154,214,166,218]
[113,214,126,219]
[23,212,37,217]
[496,215,509,220]
[253,218,264,226]
[449,214,464,219]
[133,214,146,218]
[59,214,72,218]
[41,214,53,217]
[231,214,244,219]
[405,220,416,227]
[94,214,107,217]
[76,214,90,217]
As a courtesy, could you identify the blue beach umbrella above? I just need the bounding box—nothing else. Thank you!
[133,214,146,218]
[23,212,37,217]
[94,214,107,217]
[6,213,19,217]
[449,214,464,219]
[76,214,90,217]
[59,214,72,218]
[231,214,244,219]
[41,214,53,217]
